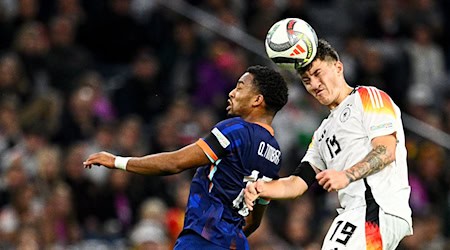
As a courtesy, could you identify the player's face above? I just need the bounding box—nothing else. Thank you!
[300,59,344,109]
[227,72,258,116]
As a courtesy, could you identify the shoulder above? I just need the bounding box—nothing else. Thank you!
[213,117,251,137]
[354,86,392,105]
[354,86,398,115]
[354,86,391,99]
[215,117,249,129]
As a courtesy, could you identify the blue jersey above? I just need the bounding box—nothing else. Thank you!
[181,117,282,249]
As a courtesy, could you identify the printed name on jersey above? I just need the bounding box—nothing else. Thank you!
[211,128,230,148]
[257,141,281,164]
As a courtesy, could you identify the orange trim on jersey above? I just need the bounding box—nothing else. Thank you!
[254,122,274,136]
[196,139,218,162]
[358,87,396,118]
[308,135,315,149]
[365,221,383,250]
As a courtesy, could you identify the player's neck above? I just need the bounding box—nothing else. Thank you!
[243,111,273,126]
[328,84,353,110]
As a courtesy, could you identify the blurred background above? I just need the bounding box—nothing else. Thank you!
[0,0,448,249]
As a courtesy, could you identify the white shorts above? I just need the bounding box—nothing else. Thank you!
[321,206,411,250]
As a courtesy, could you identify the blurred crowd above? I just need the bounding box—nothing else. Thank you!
[0,0,449,249]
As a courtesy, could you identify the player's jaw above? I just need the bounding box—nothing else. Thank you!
[313,88,330,105]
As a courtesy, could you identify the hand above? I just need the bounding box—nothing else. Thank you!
[83,151,116,169]
[244,180,266,211]
[316,169,350,192]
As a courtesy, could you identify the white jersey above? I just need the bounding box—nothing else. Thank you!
[302,86,412,229]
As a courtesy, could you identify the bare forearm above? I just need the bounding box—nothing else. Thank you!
[126,152,182,175]
[345,145,394,183]
[125,144,210,175]
[259,176,308,200]
[84,144,209,175]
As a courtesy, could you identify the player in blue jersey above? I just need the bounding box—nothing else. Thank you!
[83,65,289,249]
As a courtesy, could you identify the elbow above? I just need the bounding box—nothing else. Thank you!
[294,188,307,199]
[162,154,189,175]
[284,176,308,199]
[386,147,396,165]
[289,188,306,200]
[161,163,184,175]
[152,156,181,175]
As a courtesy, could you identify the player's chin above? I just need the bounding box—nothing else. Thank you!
[227,109,236,117]
[317,97,331,106]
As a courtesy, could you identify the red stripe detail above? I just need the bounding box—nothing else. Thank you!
[296,44,306,53]
[365,221,383,250]
[293,49,300,55]
[287,20,296,34]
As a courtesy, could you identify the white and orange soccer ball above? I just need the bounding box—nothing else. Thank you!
[265,18,318,71]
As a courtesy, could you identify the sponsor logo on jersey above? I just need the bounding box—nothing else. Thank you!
[211,128,230,148]
[370,122,393,131]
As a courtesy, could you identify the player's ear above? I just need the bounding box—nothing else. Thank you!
[253,94,264,107]
[335,61,344,76]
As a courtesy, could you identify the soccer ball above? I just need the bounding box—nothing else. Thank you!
[265,18,318,70]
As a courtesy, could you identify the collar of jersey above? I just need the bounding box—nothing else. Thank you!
[253,122,275,136]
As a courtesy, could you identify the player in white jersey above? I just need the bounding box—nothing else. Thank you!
[244,39,413,249]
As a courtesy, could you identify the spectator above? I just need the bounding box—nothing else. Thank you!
[40,183,81,248]
[54,84,99,146]
[112,51,166,123]
[12,21,50,96]
[130,198,169,250]
[47,15,93,96]
[0,183,41,247]
[405,22,447,109]
[363,0,408,40]
[0,52,31,105]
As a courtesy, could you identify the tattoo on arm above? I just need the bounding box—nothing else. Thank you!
[345,145,389,183]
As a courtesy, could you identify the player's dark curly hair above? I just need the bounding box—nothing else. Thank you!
[297,39,340,75]
[247,65,288,114]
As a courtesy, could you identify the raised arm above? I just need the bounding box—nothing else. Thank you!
[83,143,211,175]
[316,133,397,192]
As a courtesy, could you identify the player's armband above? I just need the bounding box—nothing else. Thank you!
[203,131,228,157]
[291,162,316,187]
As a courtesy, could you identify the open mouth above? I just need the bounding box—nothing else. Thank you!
[316,89,324,97]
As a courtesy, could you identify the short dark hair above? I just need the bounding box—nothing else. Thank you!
[246,65,288,114]
[297,39,339,75]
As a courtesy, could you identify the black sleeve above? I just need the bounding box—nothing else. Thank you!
[291,162,317,187]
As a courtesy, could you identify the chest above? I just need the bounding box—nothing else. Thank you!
[315,104,368,162]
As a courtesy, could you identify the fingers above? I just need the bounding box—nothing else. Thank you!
[83,154,98,168]
[316,172,329,187]
[83,152,115,169]
[244,183,259,211]
[316,170,340,192]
